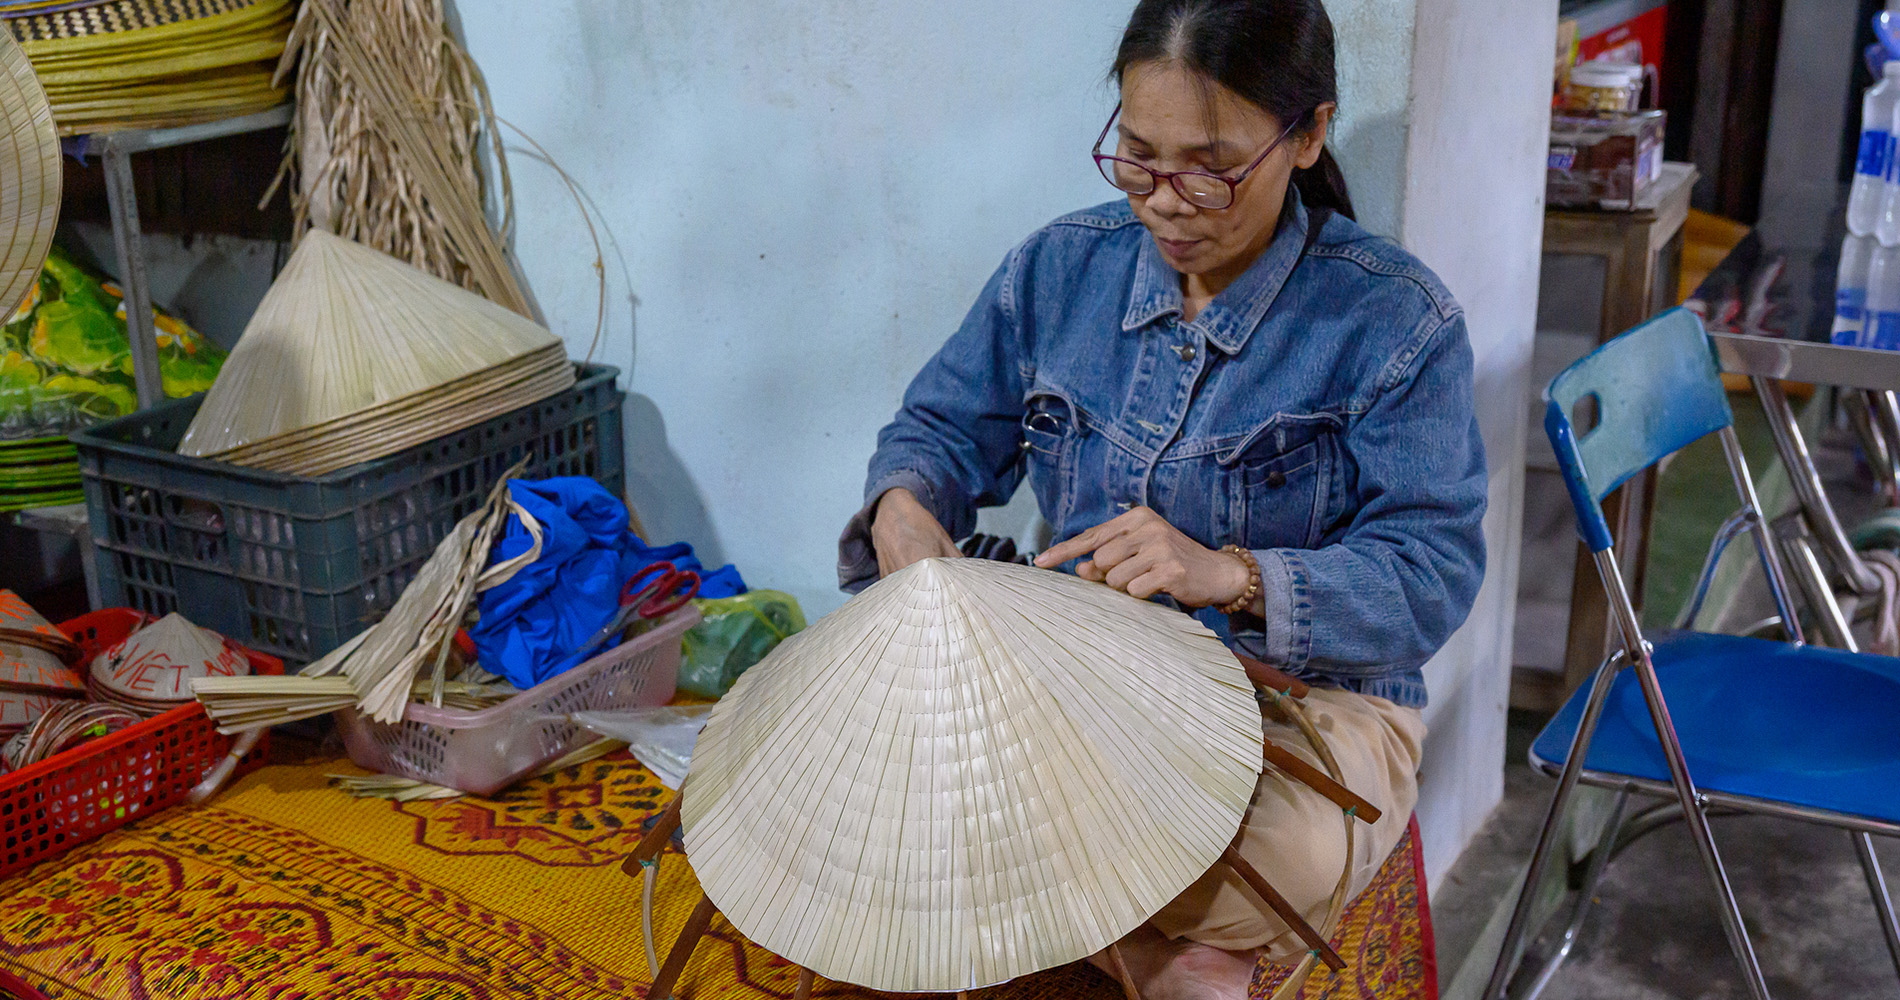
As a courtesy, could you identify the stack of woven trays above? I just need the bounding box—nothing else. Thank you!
[4,0,291,134]
[0,435,79,511]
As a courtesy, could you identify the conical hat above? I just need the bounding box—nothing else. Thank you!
[681,558,1263,993]
[0,25,57,318]
[0,687,74,732]
[89,611,247,702]
[176,229,566,461]
[0,590,80,694]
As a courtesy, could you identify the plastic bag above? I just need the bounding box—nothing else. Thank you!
[0,245,224,440]
[572,705,712,789]
[677,590,805,699]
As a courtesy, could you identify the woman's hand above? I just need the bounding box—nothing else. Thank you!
[871,488,961,577]
[1034,506,1249,608]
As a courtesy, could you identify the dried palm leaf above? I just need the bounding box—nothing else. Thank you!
[328,736,626,801]
[681,558,1264,993]
[192,463,539,730]
[270,0,526,314]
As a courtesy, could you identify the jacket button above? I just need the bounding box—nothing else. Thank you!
[1176,344,1197,361]
[1266,470,1287,488]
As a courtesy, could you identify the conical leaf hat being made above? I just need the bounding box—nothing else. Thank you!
[176,229,571,469]
[682,558,1264,993]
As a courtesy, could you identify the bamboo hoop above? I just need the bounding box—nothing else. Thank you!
[1255,686,1360,1000]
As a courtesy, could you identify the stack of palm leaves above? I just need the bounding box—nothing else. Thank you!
[4,0,292,135]
[173,230,571,476]
[192,464,541,731]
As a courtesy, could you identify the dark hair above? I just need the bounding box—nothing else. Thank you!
[1113,0,1355,221]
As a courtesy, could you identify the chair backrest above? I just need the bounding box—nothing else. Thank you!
[1545,308,1735,553]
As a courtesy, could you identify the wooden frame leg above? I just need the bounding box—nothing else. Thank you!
[1261,739,1380,823]
[794,967,815,1000]
[1105,942,1142,1000]
[1221,844,1345,971]
[649,890,717,1000]
[622,791,684,877]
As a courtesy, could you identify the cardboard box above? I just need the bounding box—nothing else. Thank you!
[1547,110,1666,210]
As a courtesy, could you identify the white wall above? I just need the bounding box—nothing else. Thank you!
[457,1,1127,618]
[455,0,1549,887]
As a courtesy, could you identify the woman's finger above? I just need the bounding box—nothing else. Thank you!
[1034,511,1137,567]
[1088,533,1143,574]
[1104,551,1161,592]
[1124,567,1177,600]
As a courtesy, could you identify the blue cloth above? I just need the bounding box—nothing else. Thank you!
[838,192,1487,710]
[470,477,744,687]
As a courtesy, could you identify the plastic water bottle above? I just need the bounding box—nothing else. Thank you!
[1850,61,1900,235]
[1836,233,1877,345]
[1865,241,1900,348]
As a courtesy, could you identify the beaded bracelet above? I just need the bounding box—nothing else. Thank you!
[1217,544,1261,616]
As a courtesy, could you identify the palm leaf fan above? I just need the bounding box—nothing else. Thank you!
[680,558,1264,993]
[175,230,573,474]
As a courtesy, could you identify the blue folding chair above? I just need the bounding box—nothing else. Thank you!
[1484,309,1900,1000]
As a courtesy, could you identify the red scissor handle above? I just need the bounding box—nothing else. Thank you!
[620,561,701,620]
[621,561,675,604]
[639,569,700,619]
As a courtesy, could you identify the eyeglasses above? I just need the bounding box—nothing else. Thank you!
[1091,103,1303,211]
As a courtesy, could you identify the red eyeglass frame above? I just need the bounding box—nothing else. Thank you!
[1090,102,1305,210]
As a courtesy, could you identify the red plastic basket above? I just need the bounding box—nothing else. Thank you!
[0,609,282,881]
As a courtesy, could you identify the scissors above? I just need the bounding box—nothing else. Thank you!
[583,560,701,653]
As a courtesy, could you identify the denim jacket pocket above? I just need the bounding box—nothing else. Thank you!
[1021,390,1079,534]
[1220,431,1328,550]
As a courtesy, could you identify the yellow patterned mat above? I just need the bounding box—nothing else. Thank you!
[0,752,1432,999]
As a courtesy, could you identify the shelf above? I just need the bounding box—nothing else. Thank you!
[87,105,293,410]
[72,105,292,156]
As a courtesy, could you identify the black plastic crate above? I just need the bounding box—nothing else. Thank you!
[72,363,624,666]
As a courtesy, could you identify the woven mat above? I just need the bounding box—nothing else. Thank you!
[0,751,1433,999]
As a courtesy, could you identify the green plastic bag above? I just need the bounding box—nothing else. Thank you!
[677,590,806,698]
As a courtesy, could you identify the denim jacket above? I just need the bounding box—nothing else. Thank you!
[839,193,1486,709]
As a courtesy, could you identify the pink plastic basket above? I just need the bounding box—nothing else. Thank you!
[336,606,699,795]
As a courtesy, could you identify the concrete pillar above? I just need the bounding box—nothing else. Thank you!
[1332,0,1556,885]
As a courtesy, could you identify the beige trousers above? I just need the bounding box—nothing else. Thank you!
[1148,687,1426,958]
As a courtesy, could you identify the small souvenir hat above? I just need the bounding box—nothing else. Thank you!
[681,558,1264,993]
[88,612,247,715]
[0,687,77,735]
[0,589,82,695]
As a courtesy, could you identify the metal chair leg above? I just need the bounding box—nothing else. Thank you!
[1625,651,1772,1000]
[1854,831,1900,983]
[1518,787,1633,1000]
[1483,651,1627,999]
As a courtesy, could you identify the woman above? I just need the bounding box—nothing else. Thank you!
[838,0,1486,996]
